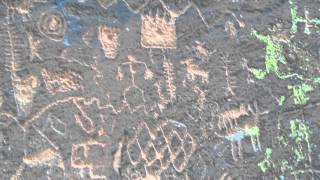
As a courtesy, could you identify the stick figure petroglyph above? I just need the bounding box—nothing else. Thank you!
[118,55,153,113]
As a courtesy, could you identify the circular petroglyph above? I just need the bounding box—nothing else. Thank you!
[37,10,66,41]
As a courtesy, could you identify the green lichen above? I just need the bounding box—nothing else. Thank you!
[289,0,320,34]
[278,96,286,106]
[249,68,267,80]
[258,148,273,173]
[288,84,313,105]
[289,0,302,33]
[250,30,288,79]
[312,77,320,85]
[245,126,260,136]
[290,119,312,152]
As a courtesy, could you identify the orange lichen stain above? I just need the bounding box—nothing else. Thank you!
[23,148,64,169]
[41,69,83,94]
[141,14,176,49]
[181,59,209,83]
[98,25,120,59]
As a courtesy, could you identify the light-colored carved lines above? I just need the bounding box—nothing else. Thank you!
[126,120,197,178]
[193,85,206,110]
[98,25,120,59]
[141,13,177,49]
[37,10,66,41]
[13,75,39,117]
[23,147,65,169]
[118,55,153,113]
[218,104,249,131]
[123,0,150,14]
[41,69,83,94]
[215,102,266,161]
[97,0,117,10]
[181,59,209,84]
[71,140,107,179]
[163,58,176,101]
[158,0,192,18]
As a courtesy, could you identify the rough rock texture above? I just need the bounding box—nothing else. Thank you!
[1,0,320,179]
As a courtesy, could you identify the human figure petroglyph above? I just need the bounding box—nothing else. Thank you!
[181,59,209,84]
[141,12,177,49]
[126,120,197,178]
[98,25,120,59]
[118,55,153,113]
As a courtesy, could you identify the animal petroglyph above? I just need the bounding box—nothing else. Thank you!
[141,13,177,49]
[98,25,120,59]
[215,102,267,161]
[181,59,209,84]
[37,10,66,41]
[41,69,83,94]
[13,75,39,117]
[126,120,197,178]
[71,139,108,179]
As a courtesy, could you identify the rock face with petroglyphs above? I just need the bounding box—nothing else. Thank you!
[1,0,320,179]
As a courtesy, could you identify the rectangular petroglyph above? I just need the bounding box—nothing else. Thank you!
[98,25,120,59]
[141,14,177,49]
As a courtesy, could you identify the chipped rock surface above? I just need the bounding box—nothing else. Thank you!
[1,0,320,179]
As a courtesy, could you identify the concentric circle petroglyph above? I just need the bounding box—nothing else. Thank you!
[37,10,66,41]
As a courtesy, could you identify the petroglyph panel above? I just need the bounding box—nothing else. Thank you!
[1,0,320,179]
